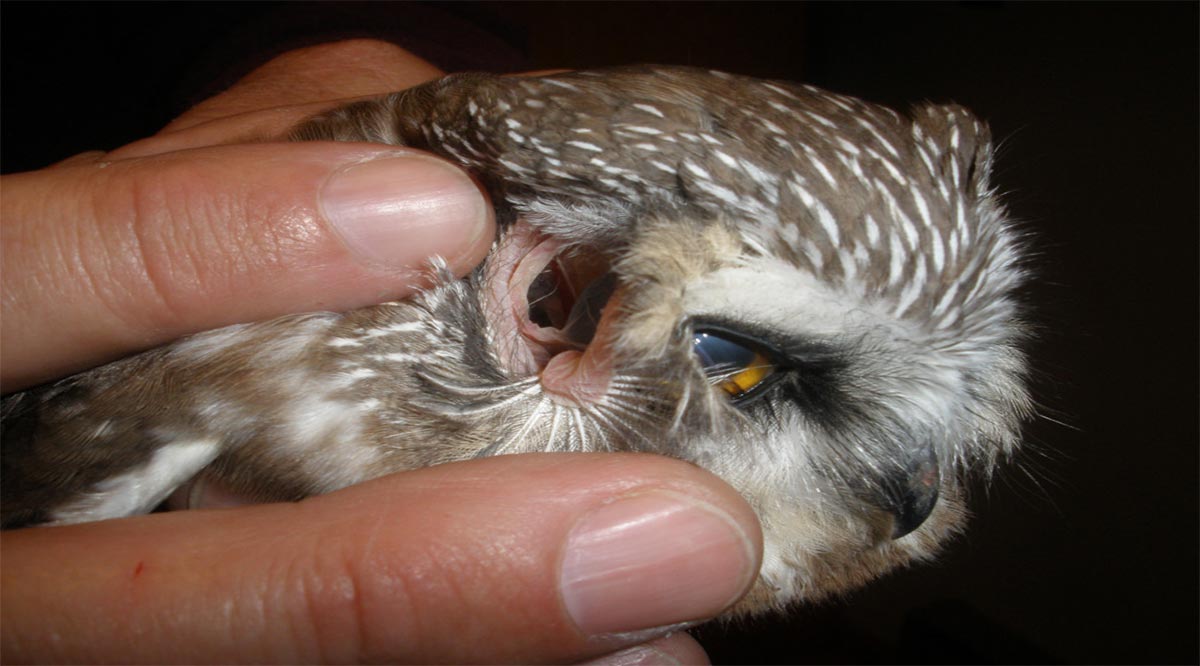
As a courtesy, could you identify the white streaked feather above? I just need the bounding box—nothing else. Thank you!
[50,439,221,525]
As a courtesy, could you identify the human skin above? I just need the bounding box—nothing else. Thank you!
[0,40,764,664]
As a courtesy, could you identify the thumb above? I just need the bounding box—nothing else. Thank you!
[0,143,494,391]
[0,453,763,664]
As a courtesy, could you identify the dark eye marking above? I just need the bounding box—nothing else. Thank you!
[689,320,848,412]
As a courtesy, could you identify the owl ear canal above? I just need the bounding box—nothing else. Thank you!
[910,103,995,197]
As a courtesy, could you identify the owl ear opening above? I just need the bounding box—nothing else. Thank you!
[910,103,995,197]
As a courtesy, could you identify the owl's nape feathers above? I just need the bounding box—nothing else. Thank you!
[0,67,1030,614]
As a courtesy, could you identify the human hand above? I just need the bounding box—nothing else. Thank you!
[1,40,488,392]
[0,40,764,663]
[3,453,759,663]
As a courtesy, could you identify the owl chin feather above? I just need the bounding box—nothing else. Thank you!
[1,66,1032,617]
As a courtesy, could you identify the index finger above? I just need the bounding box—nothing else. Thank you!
[107,40,444,162]
[165,39,444,134]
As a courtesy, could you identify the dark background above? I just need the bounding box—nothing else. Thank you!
[3,2,1196,663]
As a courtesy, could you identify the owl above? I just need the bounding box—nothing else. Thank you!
[0,66,1030,614]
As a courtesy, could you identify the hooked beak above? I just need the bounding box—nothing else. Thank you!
[878,442,941,539]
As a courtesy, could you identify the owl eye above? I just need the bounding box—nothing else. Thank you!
[691,329,779,401]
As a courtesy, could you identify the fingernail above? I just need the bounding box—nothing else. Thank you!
[166,475,252,510]
[584,643,682,666]
[561,492,756,635]
[321,153,489,270]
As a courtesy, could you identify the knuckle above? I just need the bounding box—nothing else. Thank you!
[269,38,415,72]
[280,526,412,663]
[83,157,256,333]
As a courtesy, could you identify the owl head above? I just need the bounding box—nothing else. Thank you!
[303,67,1032,612]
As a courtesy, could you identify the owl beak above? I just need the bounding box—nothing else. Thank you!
[880,443,940,539]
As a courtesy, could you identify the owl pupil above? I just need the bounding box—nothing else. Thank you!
[693,332,757,371]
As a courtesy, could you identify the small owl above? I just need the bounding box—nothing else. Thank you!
[1,66,1030,614]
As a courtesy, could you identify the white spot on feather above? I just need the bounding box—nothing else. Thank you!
[835,137,862,156]
[683,160,713,181]
[739,159,778,189]
[888,233,906,287]
[632,103,665,118]
[864,214,881,247]
[622,125,664,136]
[759,118,786,135]
[811,201,841,248]
[499,157,534,174]
[866,147,908,185]
[344,367,378,381]
[565,140,603,153]
[373,352,423,364]
[929,229,946,274]
[714,150,739,169]
[542,79,581,91]
[806,152,838,190]
[171,325,249,361]
[895,261,927,317]
[858,119,902,159]
[803,110,837,130]
[911,188,934,230]
[50,439,221,525]
[761,82,800,101]
[383,321,424,333]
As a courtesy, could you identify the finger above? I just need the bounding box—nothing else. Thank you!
[0,453,763,664]
[165,39,444,134]
[111,58,573,163]
[106,100,361,161]
[582,633,712,666]
[109,40,444,161]
[1,143,494,391]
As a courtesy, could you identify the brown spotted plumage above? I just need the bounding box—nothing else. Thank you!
[0,67,1031,614]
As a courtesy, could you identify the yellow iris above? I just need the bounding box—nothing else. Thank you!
[717,351,775,398]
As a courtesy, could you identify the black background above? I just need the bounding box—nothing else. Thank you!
[3,2,1197,664]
